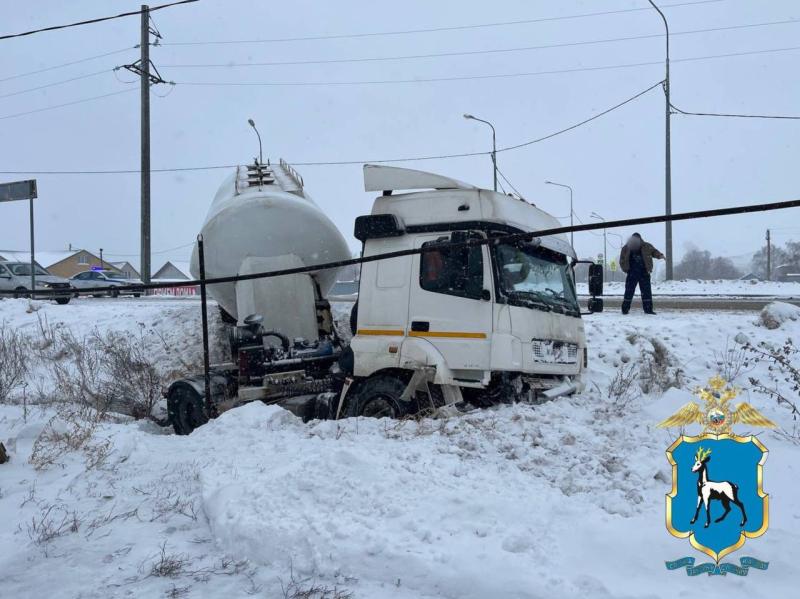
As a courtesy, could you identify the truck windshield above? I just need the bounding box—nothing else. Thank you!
[493,242,579,314]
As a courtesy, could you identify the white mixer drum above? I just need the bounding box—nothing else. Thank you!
[190,162,352,320]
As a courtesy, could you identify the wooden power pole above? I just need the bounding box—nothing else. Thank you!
[140,4,151,284]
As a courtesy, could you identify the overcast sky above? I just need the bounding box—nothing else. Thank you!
[1,0,798,274]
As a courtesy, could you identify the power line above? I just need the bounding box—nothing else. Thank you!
[0,47,134,83]
[0,0,199,42]
[9,195,800,298]
[159,19,800,69]
[103,241,195,258]
[498,81,664,152]
[0,80,661,171]
[671,102,800,120]
[573,213,605,237]
[158,0,726,46]
[495,167,523,197]
[0,88,137,121]
[0,69,112,100]
[171,46,800,88]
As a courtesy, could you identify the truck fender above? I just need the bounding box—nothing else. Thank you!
[398,336,458,386]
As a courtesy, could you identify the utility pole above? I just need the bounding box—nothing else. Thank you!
[648,1,673,280]
[766,229,771,281]
[140,4,151,284]
[121,6,168,284]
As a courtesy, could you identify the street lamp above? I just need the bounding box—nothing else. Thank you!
[463,113,497,192]
[545,180,574,247]
[590,212,607,280]
[647,0,673,280]
[248,118,263,165]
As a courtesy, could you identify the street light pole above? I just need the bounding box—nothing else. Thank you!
[608,231,624,281]
[648,0,673,280]
[590,212,607,280]
[545,180,574,247]
[463,114,497,192]
[248,118,263,165]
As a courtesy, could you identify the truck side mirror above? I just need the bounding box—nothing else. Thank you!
[588,263,603,296]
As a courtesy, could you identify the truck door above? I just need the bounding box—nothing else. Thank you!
[408,231,493,374]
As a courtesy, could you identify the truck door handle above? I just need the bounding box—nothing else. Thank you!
[410,321,430,332]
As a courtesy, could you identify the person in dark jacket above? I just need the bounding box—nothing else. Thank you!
[619,233,665,314]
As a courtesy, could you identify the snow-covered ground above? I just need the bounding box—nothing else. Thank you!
[577,279,800,297]
[1,298,798,598]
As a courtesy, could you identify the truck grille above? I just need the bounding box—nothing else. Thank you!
[531,339,578,364]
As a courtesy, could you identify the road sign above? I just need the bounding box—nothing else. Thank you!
[0,179,38,295]
[0,179,37,202]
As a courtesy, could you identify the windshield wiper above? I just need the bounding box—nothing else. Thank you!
[508,290,582,316]
[506,291,553,312]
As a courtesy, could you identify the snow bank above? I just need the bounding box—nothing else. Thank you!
[759,301,800,329]
[1,301,798,598]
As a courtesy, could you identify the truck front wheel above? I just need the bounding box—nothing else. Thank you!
[346,374,414,419]
[168,385,209,435]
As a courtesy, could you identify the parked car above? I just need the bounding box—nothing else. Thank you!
[326,280,359,302]
[0,261,73,304]
[70,270,144,298]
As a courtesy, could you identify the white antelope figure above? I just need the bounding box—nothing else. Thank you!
[689,447,747,528]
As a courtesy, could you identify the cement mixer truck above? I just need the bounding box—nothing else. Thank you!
[166,160,603,434]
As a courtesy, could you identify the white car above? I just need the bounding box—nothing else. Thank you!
[70,270,144,298]
[0,261,73,304]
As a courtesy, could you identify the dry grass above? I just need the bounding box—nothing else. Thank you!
[0,321,30,402]
[25,503,81,556]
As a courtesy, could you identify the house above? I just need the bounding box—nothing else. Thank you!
[153,261,193,281]
[151,260,197,296]
[109,261,140,280]
[0,249,117,278]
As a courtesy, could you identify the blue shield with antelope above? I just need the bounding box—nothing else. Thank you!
[658,377,774,574]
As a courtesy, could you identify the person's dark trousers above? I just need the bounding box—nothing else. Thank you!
[621,272,654,313]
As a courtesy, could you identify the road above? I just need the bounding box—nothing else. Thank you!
[583,295,800,311]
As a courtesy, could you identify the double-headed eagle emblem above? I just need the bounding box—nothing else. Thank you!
[657,375,776,434]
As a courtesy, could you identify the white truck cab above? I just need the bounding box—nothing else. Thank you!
[350,165,595,408]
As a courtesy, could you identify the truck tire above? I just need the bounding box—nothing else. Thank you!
[55,297,70,305]
[168,385,209,435]
[345,374,414,419]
